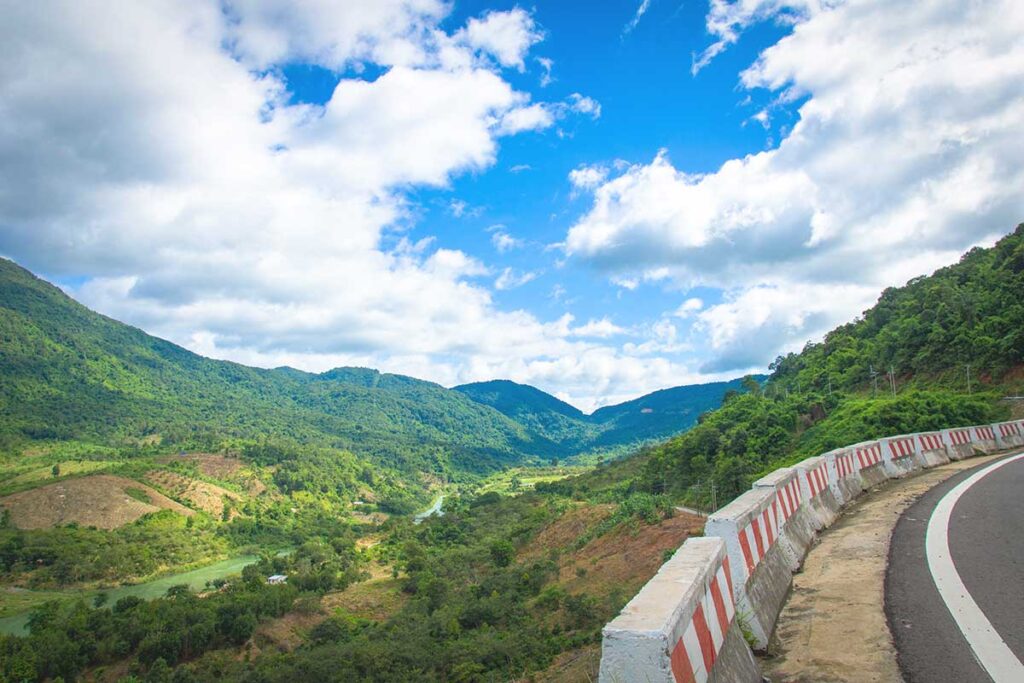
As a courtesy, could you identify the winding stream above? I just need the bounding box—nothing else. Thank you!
[0,554,258,636]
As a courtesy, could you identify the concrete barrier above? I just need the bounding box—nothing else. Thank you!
[600,417,1021,677]
[972,425,999,453]
[942,427,974,460]
[880,435,922,477]
[752,468,816,571]
[823,447,862,504]
[915,431,951,467]
[598,537,760,683]
[705,488,792,649]
[850,441,888,487]
[994,421,1024,449]
[793,456,841,529]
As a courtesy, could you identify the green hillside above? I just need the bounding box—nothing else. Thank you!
[625,224,1024,506]
[0,258,740,482]
[455,377,761,458]
[0,259,565,480]
[1,228,1021,682]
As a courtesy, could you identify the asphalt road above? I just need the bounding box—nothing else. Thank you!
[886,452,1024,683]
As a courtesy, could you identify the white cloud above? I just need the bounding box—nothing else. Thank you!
[497,102,555,135]
[494,267,538,290]
[624,0,653,35]
[223,0,449,70]
[537,56,554,87]
[569,164,609,190]
[692,0,821,74]
[569,0,1024,372]
[674,297,705,317]
[0,0,714,412]
[456,7,544,71]
[567,93,602,119]
[491,230,523,252]
[509,164,532,173]
[571,317,627,338]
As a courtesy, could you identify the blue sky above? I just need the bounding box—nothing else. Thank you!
[1,1,1021,410]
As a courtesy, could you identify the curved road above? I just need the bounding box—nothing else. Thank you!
[887,452,1024,682]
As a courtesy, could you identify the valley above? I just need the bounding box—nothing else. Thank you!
[0,225,1022,681]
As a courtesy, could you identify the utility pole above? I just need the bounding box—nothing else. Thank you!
[711,481,718,512]
[870,365,879,397]
[889,365,896,397]
[966,364,972,394]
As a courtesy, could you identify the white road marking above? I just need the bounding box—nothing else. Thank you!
[925,453,1024,682]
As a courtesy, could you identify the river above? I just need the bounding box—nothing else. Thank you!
[0,554,258,636]
[413,494,445,524]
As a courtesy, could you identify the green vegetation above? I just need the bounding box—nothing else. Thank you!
[455,376,764,462]
[0,225,1022,681]
[629,224,1024,505]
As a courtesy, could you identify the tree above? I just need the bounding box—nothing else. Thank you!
[52,464,60,477]
[489,539,514,567]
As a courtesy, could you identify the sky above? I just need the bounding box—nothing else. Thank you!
[1,0,1022,412]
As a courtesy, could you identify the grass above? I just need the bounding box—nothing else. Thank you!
[0,459,120,494]
[0,586,77,618]
[475,466,590,496]
[0,554,260,635]
[124,486,153,504]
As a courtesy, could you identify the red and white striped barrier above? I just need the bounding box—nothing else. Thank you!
[669,555,735,683]
[601,418,1024,683]
[994,421,1024,449]
[599,537,760,683]
[942,427,974,460]
[972,425,999,453]
[850,441,889,487]
[705,487,792,649]
[881,435,923,477]
[852,441,883,469]
[823,448,862,504]
[886,435,917,460]
[916,431,951,467]
[793,456,840,528]
[753,468,813,572]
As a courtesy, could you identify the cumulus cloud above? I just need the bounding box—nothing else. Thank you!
[0,0,676,411]
[496,102,555,135]
[456,7,544,70]
[569,164,609,190]
[571,317,627,339]
[491,229,523,252]
[567,93,602,118]
[568,0,1024,372]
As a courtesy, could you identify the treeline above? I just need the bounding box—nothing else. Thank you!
[0,537,366,682]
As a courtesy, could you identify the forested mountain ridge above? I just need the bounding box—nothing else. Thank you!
[0,258,739,480]
[619,224,1024,507]
[455,377,762,457]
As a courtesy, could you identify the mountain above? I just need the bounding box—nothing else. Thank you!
[627,223,1024,505]
[455,376,764,457]
[0,258,554,478]
[0,258,746,480]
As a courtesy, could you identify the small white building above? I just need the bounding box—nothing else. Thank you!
[267,574,288,585]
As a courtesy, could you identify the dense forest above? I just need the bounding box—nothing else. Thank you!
[0,225,1022,682]
[0,257,747,488]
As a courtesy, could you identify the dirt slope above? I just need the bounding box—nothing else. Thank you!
[0,474,193,529]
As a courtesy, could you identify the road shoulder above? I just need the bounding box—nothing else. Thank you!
[758,454,1002,683]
